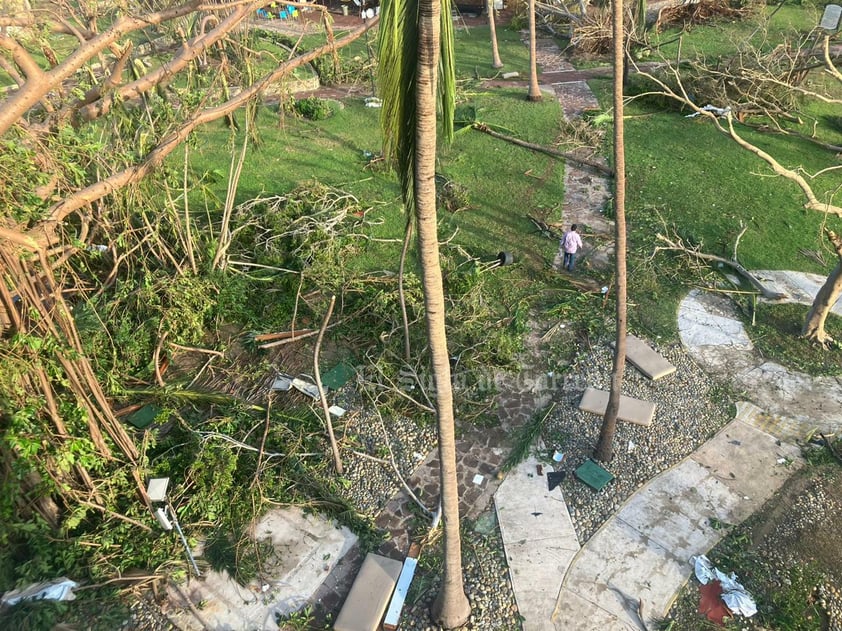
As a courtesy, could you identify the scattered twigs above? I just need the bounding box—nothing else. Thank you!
[168,342,225,357]
[654,232,785,300]
[313,296,344,475]
[820,433,842,465]
[258,324,338,349]
[253,329,314,343]
[471,122,614,175]
[170,581,212,631]
[253,396,273,486]
[78,499,152,533]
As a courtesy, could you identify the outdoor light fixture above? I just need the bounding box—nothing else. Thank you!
[145,477,201,577]
[820,4,841,32]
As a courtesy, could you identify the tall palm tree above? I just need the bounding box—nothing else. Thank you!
[487,0,503,69]
[594,0,627,462]
[527,0,542,101]
[379,0,471,626]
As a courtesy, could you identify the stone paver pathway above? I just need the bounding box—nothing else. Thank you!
[679,288,842,432]
[552,405,803,630]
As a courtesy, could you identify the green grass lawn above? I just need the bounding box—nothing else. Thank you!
[183,24,564,278]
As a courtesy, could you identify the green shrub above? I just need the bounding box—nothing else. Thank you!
[292,97,334,121]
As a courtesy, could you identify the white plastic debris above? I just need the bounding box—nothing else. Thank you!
[1,578,78,606]
[692,555,757,617]
[328,405,346,417]
[365,96,382,108]
[472,474,485,486]
[552,450,564,463]
[291,377,319,399]
[685,104,732,118]
[627,440,636,453]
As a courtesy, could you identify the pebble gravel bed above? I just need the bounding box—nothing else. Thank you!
[397,513,522,631]
[543,340,733,542]
[339,401,438,515]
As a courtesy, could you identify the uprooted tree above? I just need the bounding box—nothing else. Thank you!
[0,0,375,573]
[630,20,842,347]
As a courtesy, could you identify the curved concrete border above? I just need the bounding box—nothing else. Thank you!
[679,284,842,433]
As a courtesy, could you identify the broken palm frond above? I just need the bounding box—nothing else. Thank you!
[471,122,613,175]
[121,386,264,410]
[654,232,785,300]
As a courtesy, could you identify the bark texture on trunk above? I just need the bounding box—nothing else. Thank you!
[487,0,503,69]
[527,0,542,101]
[417,0,470,627]
[595,0,627,463]
[802,230,842,346]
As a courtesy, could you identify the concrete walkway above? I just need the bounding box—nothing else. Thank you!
[495,270,840,630]
[492,30,842,629]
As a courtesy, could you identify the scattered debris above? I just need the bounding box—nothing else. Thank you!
[1,578,78,606]
[271,374,293,391]
[126,404,162,429]
[574,459,614,491]
[698,580,731,624]
[477,251,515,274]
[383,543,420,631]
[501,71,520,79]
[685,104,732,118]
[320,362,355,391]
[364,96,382,108]
[552,450,565,463]
[254,329,314,343]
[291,376,319,399]
[547,470,566,491]
[692,555,757,618]
[328,405,346,417]
[472,474,485,486]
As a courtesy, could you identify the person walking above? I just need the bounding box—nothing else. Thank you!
[560,224,583,272]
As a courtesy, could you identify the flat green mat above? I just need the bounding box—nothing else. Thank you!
[574,459,614,491]
[127,404,161,429]
[320,362,355,390]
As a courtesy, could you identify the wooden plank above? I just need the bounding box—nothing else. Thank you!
[334,553,402,631]
[578,388,656,427]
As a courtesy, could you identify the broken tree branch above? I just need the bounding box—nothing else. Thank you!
[313,295,344,475]
[471,122,614,175]
[655,232,786,300]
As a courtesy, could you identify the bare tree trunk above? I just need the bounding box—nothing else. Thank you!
[418,0,470,626]
[802,230,842,347]
[595,0,627,463]
[527,0,542,101]
[487,0,503,69]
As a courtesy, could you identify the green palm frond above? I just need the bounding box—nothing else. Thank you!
[379,0,456,211]
[439,0,456,145]
[379,0,420,211]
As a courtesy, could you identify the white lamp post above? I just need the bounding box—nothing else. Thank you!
[146,477,201,577]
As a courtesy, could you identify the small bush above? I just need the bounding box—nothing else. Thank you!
[292,97,333,121]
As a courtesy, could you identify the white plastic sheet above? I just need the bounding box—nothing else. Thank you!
[692,555,757,617]
[1,578,78,607]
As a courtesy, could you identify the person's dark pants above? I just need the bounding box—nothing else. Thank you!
[563,252,577,271]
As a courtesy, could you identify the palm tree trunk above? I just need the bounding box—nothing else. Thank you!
[487,0,503,69]
[416,0,470,626]
[527,0,542,101]
[595,0,627,463]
